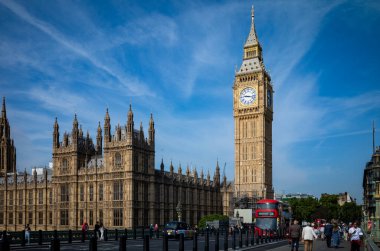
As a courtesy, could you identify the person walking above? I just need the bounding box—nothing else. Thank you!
[324,221,333,248]
[349,221,363,251]
[289,220,302,251]
[302,222,317,251]
[99,222,105,240]
[331,222,340,248]
[95,221,100,240]
[25,224,31,244]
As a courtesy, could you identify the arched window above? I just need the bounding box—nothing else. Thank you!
[115,153,122,168]
[62,158,68,169]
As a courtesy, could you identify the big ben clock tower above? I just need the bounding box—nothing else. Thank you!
[233,6,274,199]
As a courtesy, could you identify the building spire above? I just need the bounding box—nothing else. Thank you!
[244,5,259,48]
[1,97,6,119]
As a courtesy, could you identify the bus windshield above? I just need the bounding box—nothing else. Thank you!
[256,218,277,230]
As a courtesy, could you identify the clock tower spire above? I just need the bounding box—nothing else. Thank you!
[233,5,274,199]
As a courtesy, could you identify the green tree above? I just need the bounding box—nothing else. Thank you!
[198,214,229,228]
[289,197,319,222]
[340,202,362,224]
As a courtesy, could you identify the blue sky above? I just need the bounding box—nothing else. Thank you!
[1,0,379,203]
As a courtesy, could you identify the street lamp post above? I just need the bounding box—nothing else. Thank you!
[176,201,182,222]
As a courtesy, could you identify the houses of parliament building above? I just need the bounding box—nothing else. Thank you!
[0,5,273,231]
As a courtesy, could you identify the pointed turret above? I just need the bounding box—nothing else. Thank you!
[79,125,83,138]
[178,164,182,176]
[127,105,134,142]
[170,161,174,176]
[139,122,144,143]
[72,114,79,145]
[193,167,198,184]
[96,122,102,155]
[148,113,155,148]
[53,117,60,149]
[1,97,6,119]
[104,108,111,143]
[160,159,164,172]
[214,160,220,187]
[207,170,210,186]
[186,165,190,177]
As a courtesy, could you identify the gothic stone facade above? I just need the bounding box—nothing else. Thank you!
[0,103,222,231]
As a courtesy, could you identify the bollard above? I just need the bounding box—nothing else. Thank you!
[256,232,259,245]
[119,235,126,251]
[143,234,150,251]
[223,228,228,251]
[104,228,108,241]
[239,229,242,248]
[142,228,145,239]
[193,232,198,251]
[115,229,119,241]
[125,228,128,239]
[215,230,219,251]
[50,237,60,251]
[133,228,137,240]
[1,231,10,251]
[250,229,254,246]
[204,228,209,251]
[163,232,168,251]
[89,236,97,251]
[179,233,185,251]
[245,229,248,247]
[232,229,236,250]
[21,230,26,246]
[38,229,43,245]
[68,229,72,243]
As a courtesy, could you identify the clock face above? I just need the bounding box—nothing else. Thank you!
[267,90,272,107]
[240,87,256,105]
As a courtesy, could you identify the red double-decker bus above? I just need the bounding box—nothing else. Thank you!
[254,199,290,237]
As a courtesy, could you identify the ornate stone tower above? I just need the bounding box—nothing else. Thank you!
[233,6,274,199]
[0,97,16,176]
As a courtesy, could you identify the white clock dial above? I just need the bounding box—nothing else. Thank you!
[239,87,256,105]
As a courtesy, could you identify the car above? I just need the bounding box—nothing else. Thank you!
[163,221,195,239]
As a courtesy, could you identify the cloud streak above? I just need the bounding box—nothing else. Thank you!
[0,0,149,96]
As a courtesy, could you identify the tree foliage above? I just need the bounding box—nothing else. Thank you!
[288,197,361,223]
[198,214,229,228]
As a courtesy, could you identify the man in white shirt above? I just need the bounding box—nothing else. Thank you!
[302,222,318,251]
[348,222,363,251]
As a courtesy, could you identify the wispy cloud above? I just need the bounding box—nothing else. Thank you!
[0,0,150,96]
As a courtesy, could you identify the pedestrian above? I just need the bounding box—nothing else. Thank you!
[302,222,317,251]
[95,221,100,240]
[289,220,301,251]
[324,221,333,248]
[331,221,340,248]
[82,221,88,241]
[99,222,105,240]
[154,223,159,238]
[149,224,153,239]
[348,221,363,251]
[25,224,31,244]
